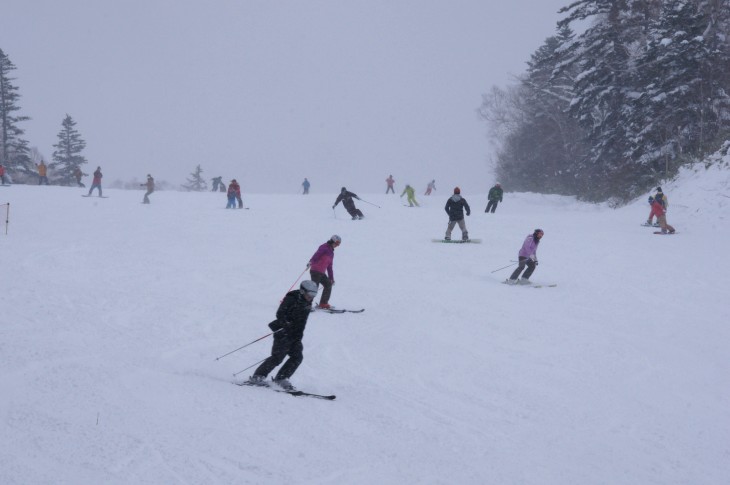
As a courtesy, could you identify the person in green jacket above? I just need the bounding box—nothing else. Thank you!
[401,184,420,207]
[485,183,503,213]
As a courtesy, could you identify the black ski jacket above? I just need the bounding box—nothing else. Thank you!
[268,290,312,341]
[334,190,359,211]
[445,195,470,221]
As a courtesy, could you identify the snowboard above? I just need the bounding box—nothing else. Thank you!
[432,238,482,244]
[653,231,678,235]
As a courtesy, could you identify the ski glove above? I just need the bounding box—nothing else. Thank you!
[306,262,311,269]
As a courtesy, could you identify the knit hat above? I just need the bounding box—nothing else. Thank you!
[656,187,662,192]
[454,187,460,194]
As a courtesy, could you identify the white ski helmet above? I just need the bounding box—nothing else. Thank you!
[330,234,342,244]
[300,280,319,299]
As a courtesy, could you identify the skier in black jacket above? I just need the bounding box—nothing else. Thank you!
[333,187,364,220]
[248,281,319,391]
[444,187,471,241]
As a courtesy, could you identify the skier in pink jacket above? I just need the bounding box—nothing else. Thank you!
[507,229,544,284]
[308,235,341,309]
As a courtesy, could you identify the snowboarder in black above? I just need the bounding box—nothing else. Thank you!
[211,176,223,192]
[248,281,319,391]
[141,174,154,204]
[444,187,470,241]
[333,187,364,220]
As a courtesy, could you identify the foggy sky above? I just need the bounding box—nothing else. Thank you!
[1,0,567,193]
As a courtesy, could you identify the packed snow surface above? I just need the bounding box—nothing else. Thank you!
[1,164,728,484]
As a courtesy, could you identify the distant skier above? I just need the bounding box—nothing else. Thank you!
[141,174,155,204]
[227,179,243,209]
[73,166,85,187]
[507,229,544,284]
[444,187,470,241]
[425,179,436,195]
[308,235,341,310]
[0,164,8,185]
[37,161,49,185]
[648,196,676,234]
[87,167,103,196]
[485,183,503,213]
[247,280,320,391]
[211,176,223,192]
[302,178,310,195]
[386,175,395,194]
[333,187,364,220]
[401,184,419,207]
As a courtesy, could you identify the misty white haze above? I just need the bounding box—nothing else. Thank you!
[1,0,567,192]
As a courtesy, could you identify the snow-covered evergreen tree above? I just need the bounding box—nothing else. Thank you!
[182,165,207,191]
[50,114,88,185]
[0,49,33,179]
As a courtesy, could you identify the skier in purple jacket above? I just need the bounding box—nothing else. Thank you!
[507,229,544,284]
[308,235,341,309]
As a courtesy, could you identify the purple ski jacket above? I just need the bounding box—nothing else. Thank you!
[309,242,334,280]
[518,234,539,259]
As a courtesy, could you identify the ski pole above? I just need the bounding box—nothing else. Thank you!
[215,328,282,361]
[358,198,380,208]
[281,266,308,302]
[490,262,517,273]
[233,348,289,377]
[233,357,268,377]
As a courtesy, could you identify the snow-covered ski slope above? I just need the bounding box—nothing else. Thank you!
[1,162,728,484]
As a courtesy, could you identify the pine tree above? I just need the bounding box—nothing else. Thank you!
[182,164,207,191]
[0,48,32,179]
[50,114,88,185]
[630,0,730,182]
[558,0,639,200]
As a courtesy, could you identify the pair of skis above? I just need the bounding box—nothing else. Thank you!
[312,307,365,314]
[502,280,557,288]
[236,380,335,400]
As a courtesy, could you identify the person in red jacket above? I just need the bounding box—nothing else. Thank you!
[648,197,675,234]
[227,179,243,209]
[386,175,395,194]
[87,167,103,196]
[307,235,341,309]
[0,164,8,185]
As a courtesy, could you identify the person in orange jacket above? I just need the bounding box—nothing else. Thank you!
[37,161,49,185]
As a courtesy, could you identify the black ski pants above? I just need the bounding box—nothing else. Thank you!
[510,256,537,280]
[310,270,333,305]
[485,200,499,213]
[254,333,303,380]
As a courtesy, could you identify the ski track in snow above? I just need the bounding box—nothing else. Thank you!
[1,161,729,484]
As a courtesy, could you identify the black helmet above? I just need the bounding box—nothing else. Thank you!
[341,187,347,192]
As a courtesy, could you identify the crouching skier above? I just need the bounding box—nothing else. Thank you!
[247,280,319,391]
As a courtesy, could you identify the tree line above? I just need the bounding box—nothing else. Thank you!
[479,0,730,203]
[0,48,211,190]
